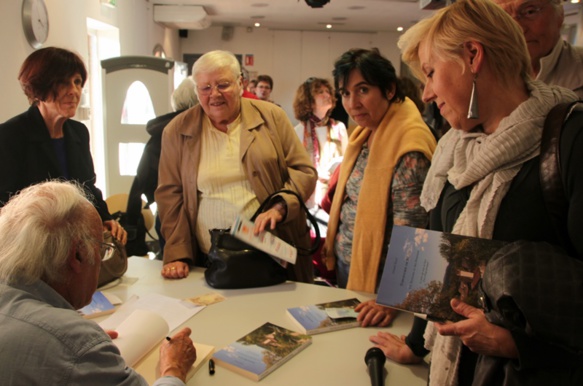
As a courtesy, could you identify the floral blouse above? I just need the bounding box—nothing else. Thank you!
[334,145,431,279]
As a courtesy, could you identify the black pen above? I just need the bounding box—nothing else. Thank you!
[209,359,215,375]
[165,336,171,342]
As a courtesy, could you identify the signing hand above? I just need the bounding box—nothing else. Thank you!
[161,261,189,279]
[159,327,197,382]
[356,299,399,327]
[369,331,424,364]
[103,220,128,245]
[436,298,518,358]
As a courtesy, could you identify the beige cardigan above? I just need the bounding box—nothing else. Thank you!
[324,98,436,293]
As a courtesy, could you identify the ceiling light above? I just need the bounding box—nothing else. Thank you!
[254,22,261,27]
[326,24,332,29]
[305,0,330,8]
[397,26,404,32]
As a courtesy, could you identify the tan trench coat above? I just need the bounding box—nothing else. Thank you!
[155,98,317,282]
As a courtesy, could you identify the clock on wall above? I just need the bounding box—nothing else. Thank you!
[22,0,49,49]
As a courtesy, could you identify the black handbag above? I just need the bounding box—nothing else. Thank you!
[204,190,321,289]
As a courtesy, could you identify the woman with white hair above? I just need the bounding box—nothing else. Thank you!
[155,50,317,283]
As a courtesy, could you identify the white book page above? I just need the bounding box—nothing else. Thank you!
[113,309,169,367]
[99,293,205,332]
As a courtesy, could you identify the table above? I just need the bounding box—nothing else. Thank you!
[102,257,429,385]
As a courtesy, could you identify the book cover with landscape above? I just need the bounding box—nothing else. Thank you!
[212,322,312,381]
[286,298,361,335]
[376,226,507,322]
[79,291,115,318]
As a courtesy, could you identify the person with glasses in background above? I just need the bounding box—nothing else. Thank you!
[492,0,583,97]
[156,50,317,283]
[255,74,279,104]
[292,77,348,209]
[0,181,196,386]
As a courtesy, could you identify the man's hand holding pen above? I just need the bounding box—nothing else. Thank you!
[159,327,197,382]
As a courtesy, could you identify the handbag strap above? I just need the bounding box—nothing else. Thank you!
[540,101,581,255]
[251,189,321,256]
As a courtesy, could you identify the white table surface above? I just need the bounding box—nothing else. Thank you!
[101,257,429,386]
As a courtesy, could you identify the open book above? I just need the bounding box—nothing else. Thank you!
[212,322,311,381]
[109,309,214,383]
[376,226,508,322]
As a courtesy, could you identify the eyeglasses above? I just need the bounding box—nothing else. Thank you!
[196,81,233,96]
[511,0,551,21]
[99,241,116,261]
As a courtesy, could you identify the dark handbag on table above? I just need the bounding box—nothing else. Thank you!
[204,190,321,289]
[98,230,128,287]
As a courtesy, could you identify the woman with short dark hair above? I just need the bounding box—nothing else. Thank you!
[0,47,126,244]
[322,48,436,325]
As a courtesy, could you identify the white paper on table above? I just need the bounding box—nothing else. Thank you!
[99,293,205,333]
[112,309,168,367]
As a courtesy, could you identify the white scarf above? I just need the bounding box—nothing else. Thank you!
[422,81,578,386]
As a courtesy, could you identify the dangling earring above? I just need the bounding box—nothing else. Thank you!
[467,74,479,120]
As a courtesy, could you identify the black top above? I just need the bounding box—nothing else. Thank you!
[0,105,111,221]
[407,107,583,385]
[125,109,185,224]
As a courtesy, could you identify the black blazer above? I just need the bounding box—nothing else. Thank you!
[0,105,111,221]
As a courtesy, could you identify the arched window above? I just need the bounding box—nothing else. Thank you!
[121,81,156,124]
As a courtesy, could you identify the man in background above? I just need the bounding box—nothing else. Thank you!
[255,74,278,104]
[493,0,583,97]
[0,181,196,385]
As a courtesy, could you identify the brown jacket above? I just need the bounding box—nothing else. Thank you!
[155,98,317,282]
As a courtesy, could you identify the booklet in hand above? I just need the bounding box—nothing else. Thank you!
[376,226,508,322]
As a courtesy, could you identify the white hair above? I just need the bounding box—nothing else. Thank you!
[191,50,241,87]
[0,180,98,285]
[171,77,198,111]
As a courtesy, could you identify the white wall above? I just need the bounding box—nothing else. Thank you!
[0,0,177,123]
[179,26,403,123]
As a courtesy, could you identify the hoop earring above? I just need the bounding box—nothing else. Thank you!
[467,75,479,120]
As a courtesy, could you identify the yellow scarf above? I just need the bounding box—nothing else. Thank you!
[325,98,436,293]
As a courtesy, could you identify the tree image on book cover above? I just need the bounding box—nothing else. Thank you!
[377,226,507,322]
[213,322,311,380]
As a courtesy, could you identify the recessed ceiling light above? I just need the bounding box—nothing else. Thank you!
[326,24,332,29]
[254,22,261,27]
[397,26,404,32]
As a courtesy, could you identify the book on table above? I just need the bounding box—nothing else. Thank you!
[376,225,508,322]
[105,308,214,384]
[212,322,312,381]
[286,298,361,335]
[78,291,116,318]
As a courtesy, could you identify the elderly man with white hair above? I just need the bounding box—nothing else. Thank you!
[0,181,196,386]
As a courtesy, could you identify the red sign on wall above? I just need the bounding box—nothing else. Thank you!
[245,55,254,66]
